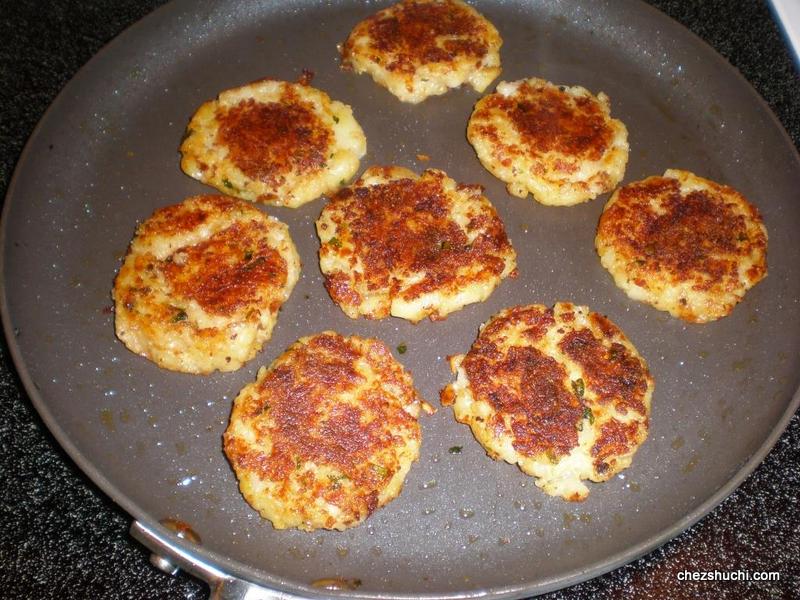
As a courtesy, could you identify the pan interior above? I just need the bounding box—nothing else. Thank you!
[2,0,799,596]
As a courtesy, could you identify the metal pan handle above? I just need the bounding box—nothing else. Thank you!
[130,520,312,600]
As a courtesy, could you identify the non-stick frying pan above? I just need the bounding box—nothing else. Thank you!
[2,1,799,598]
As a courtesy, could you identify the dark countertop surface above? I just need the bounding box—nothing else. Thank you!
[1,1,798,599]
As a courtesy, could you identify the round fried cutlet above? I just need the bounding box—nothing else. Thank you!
[180,78,366,208]
[113,195,300,374]
[467,78,629,205]
[223,332,431,531]
[596,169,768,323]
[441,303,653,501]
[341,0,502,104]
[317,166,517,323]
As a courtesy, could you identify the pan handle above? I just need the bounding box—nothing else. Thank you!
[130,520,313,600]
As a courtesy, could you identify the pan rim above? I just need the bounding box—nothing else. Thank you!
[1,0,798,597]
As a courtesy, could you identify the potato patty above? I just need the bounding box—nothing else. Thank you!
[596,169,768,323]
[341,0,502,104]
[467,78,629,205]
[113,195,300,374]
[180,77,366,207]
[317,166,517,323]
[223,332,431,531]
[442,303,653,501]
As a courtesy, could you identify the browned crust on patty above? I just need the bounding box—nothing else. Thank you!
[231,334,416,480]
[558,315,649,416]
[340,0,501,103]
[462,307,583,459]
[215,87,331,189]
[180,79,366,208]
[160,223,286,317]
[125,198,290,319]
[342,0,491,74]
[467,78,628,205]
[442,303,653,499]
[459,304,643,465]
[318,167,516,321]
[471,81,613,163]
[223,332,424,529]
[113,195,299,373]
[596,171,768,322]
[591,419,643,472]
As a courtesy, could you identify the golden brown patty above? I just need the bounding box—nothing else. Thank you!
[180,78,366,207]
[442,303,653,501]
[596,169,768,323]
[341,0,502,103]
[223,332,431,531]
[317,166,517,322]
[467,78,629,205]
[113,195,300,374]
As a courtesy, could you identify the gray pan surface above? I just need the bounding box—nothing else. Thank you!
[2,0,799,597]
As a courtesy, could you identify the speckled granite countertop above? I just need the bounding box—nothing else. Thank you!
[1,1,798,599]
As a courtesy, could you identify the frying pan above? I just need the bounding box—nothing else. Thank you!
[2,0,799,598]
